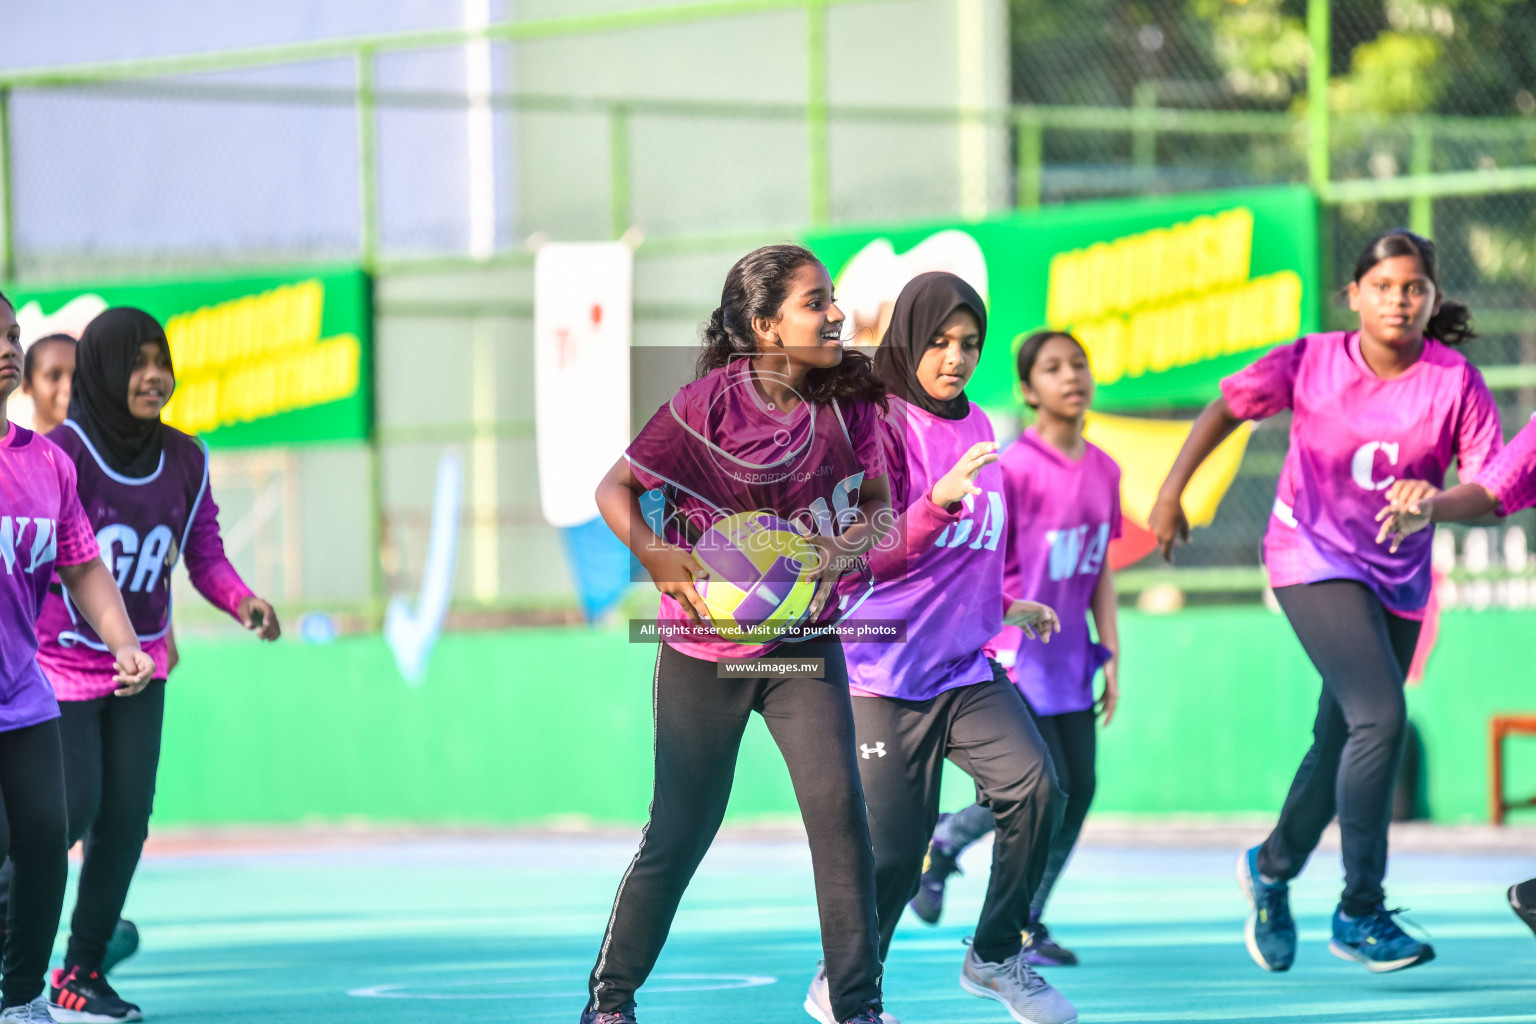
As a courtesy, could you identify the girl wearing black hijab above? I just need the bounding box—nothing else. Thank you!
[22,308,280,1023]
[809,273,1078,1024]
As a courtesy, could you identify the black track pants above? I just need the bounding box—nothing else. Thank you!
[1259,581,1420,917]
[0,717,69,1008]
[939,706,1096,921]
[851,663,1064,964]
[585,641,882,1022]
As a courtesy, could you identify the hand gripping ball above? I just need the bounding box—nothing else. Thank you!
[692,511,821,642]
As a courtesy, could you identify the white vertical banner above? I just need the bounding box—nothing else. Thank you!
[534,242,633,528]
[463,0,495,260]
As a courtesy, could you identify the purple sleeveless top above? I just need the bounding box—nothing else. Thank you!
[35,420,253,700]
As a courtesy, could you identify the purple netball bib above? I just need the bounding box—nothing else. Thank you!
[48,421,208,650]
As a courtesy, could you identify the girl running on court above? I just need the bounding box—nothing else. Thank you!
[20,334,76,436]
[833,272,1076,1024]
[0,293,153,1024]
[26,308,280,1023]
[909,330,1121,970]
[583,245,894,1024]
[1374,415,1536,943]
[1149,229,1503,975]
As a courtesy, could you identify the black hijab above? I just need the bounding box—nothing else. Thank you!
[873,271,987,420]
[70,307,174,478]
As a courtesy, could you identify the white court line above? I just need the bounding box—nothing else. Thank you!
[347,972,777,1000]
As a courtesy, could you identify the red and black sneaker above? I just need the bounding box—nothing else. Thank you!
[48,966,142,1023]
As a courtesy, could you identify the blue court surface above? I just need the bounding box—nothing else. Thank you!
[100,827,1536,1023]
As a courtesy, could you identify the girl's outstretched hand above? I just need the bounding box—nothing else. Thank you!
[238,596,282,641]
[1149,493,1190,562]
[1374,479,1439,553]
[932,441,999,508]
[1005,599,1060,642]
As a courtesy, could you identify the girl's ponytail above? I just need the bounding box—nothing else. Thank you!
[1425,299,1475,347]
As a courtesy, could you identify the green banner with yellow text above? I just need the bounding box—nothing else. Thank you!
[807,185,1319,411]
[7,265,371,447]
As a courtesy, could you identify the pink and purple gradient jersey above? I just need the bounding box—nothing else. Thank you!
[987,429,1121,716]
[844,397,1007,702]
[1479,415,1536,516]
[1222,332,1502,616]
[625,357,886,662]
[35,421,253,700]
[0,422,98,731]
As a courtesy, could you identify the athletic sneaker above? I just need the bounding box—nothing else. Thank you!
[47,967,141,1023]
[0,997,58,1023]
[908,820,961,925]
[802,962,899,1024]
[1329,906,1434,973]
[1236,845,1295,971]
[577,1007,637,1024]
[1022,922,1078,967]
[101,920,140,975]
[1509,878,1536,940]
[959,946,1077,1024]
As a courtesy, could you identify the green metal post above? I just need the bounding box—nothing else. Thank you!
[1016,110,1042,209]
[356,48,379,268]
[806,0,830,226]
[609,105,631,239]
[1132,80,1156,170]
[1307,0,1330,192]
[1308,0,1331,329]
[1409,120,1433,237]
[0,87,15,282]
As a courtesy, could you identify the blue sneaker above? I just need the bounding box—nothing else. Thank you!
[1329,906,1434,973]
[1236,846,1295,971]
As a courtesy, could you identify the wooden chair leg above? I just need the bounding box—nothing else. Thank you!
[1491,720,1506,826]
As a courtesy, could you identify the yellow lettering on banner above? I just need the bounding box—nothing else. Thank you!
[1077,318,1124,385]
[160,273,359,435]
[1222,208,1254,285]
[1035,203,1300,386]
[1045,250,1077,326]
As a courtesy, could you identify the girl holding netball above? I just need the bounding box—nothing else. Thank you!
[584,245,894,1024]
[1150,229,1502,974]
[0,293,153,1024]
[829,272,1075,1024]
[910,330,1120,970]
[26,308,280,1023]
[1375,416,1536,943]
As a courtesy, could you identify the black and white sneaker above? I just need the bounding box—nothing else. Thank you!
[1510,878,1536,941]
[48,967,142,1023]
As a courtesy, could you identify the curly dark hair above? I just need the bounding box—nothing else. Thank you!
[697,244,886,409]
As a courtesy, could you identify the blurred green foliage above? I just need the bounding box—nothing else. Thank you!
[1010,0,1536,117]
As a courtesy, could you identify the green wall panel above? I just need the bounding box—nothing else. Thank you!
[153,607,1536,827]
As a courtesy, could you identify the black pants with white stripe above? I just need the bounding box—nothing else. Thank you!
[585,640,883,1022]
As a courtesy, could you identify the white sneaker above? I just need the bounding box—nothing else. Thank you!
[803,962,900,1024]
[0,997,57,1023]
[959,946,1077,1024]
